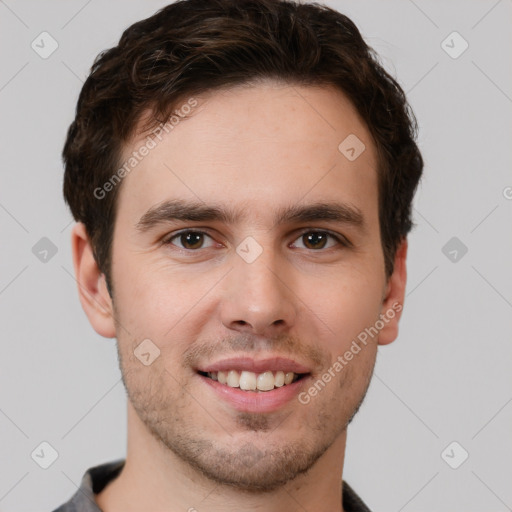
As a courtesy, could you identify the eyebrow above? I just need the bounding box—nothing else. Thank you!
[135,198,366,233]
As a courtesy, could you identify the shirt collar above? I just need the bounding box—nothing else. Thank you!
[52,459,372,512]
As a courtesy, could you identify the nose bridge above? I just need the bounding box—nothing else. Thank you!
[235,233,284,302]
[221,233,297,334]
[238,239,280,295]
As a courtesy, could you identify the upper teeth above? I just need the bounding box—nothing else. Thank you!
[206,370,298,391]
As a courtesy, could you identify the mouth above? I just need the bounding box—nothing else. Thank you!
[195,356,313,413]
[197,369,308,392]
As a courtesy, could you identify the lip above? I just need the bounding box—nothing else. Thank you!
[196,356,312,374]
[198,373,311,413]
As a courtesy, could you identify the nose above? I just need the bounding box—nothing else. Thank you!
[219,243,297,337]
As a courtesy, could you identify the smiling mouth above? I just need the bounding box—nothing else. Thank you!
[198,370,309,392]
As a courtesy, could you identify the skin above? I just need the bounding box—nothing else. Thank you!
[72,80,407,512]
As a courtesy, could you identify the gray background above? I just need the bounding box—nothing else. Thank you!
[1,0,511,511]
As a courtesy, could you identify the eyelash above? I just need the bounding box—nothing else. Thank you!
[162,229,350,252]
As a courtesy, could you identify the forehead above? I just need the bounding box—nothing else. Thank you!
[116,81,379,228]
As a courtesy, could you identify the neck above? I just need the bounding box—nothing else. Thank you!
[96,402,347,512]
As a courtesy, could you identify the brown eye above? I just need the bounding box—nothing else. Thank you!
[292,231,345,250]
[303,232,328,249]
[164,230,214,250]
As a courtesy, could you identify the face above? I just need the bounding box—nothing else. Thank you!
[98,81,402,491]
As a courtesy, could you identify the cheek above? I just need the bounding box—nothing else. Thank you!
[112,259,205,329]
[111,264,220,377]
[307,270,384,351]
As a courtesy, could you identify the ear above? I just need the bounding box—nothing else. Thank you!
[71,222,116,338]
[377,238,407,346]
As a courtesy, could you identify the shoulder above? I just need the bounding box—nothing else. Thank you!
[342,480,373,512]
[50,459,126,512]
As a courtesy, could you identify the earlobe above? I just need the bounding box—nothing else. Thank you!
[71,223,116,338]
[377,239,408,346]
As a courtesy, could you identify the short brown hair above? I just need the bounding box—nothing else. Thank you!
[63,0,423,294]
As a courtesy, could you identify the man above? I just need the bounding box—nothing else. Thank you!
[54,0,423,510]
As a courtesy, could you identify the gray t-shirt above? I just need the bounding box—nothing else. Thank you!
[51,459,372,512]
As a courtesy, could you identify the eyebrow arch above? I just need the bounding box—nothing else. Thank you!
[135,198,366,234]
